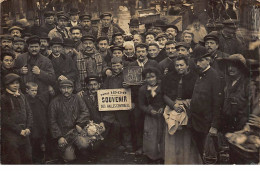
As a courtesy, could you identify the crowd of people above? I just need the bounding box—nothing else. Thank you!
[0,5,259,165]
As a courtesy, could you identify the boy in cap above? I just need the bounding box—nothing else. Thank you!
[25,82,48,163]
[48,11,71,40]
[102,57,133,151]
[49,79,90,162]
[1,34,13,51]
[1,73,33,164]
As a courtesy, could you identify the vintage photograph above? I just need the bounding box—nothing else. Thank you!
[0,0,259,165]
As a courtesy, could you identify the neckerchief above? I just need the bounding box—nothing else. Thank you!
[147,85,158,97]
[6,88,20,97]
[56,26,69,39]
[137,58,148,68]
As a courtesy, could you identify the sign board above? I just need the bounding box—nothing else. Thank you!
[123,66,143,85]
[97,88,132,111]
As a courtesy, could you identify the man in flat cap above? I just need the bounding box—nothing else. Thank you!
[112,32,125,47]
[15,35,55,104]
[156,32,168,51]
[97,12,125,44]
[9,25,23,38]
[218,19,245,55]
[13,37,26,58]
[68,8,80,28]
[190,52,222,159]
[1,34,13,51]
[48,12,71,40]
[42,11,56,34]
[79,13,98,37]
[49,79,90,162]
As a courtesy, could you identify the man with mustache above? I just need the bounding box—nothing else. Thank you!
[112,32,125,47]
[128,18,141,35]
[79,13,98,37]
[8,26,23,38]
[165,24,179,42]
[14,35,55,103]
[48,12,71,40]
[1,34,13,51]
[13,37,26,58]
[68,8,80,28]
[49,79,90,163]
[190,52,222,159]
[97,36,112,67]
[39,33,51,57]
[70,26,83,51]
[159,40,178,75]
[128,43,160,155]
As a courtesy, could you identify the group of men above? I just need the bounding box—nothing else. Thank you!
[0,6,259,165]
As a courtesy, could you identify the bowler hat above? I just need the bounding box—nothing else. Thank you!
[165,24,179,33]
[63,38,74,47]
[175,42,190,50]
[69,8,80,15]
[4,73,20,85]
[85,75,101,84]
[26,35,40,45]
[129,18,140,26]
[59,79,74,87]
[81,35,95,42]
[50,37,63,46]
[44,11,55,18]
[100,12,112,19]
[192,46,208,59]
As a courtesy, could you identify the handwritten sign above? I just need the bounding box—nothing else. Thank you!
[97,88,132,111]
[123,66,143,85]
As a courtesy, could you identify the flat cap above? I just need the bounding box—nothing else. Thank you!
[63,38,74,47]
[0,34,13,41]
[57,11,69,20]
[59,79,74,87]
[100,12,112,19]
[129,18,140,26]
[4,73,20,85]
[13,37,25,43]
[79,13,92,21]
[44,11,55,18]
[50,37,63,46]
[175,42,190,50]
[112,32,123,39]
[81,35,95,42]
[85,75,101,84]
[204,31,219,43]
[155,33,168,40]
[110,45,125,52]
[26,35,40,45]
[8,26,23,32]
